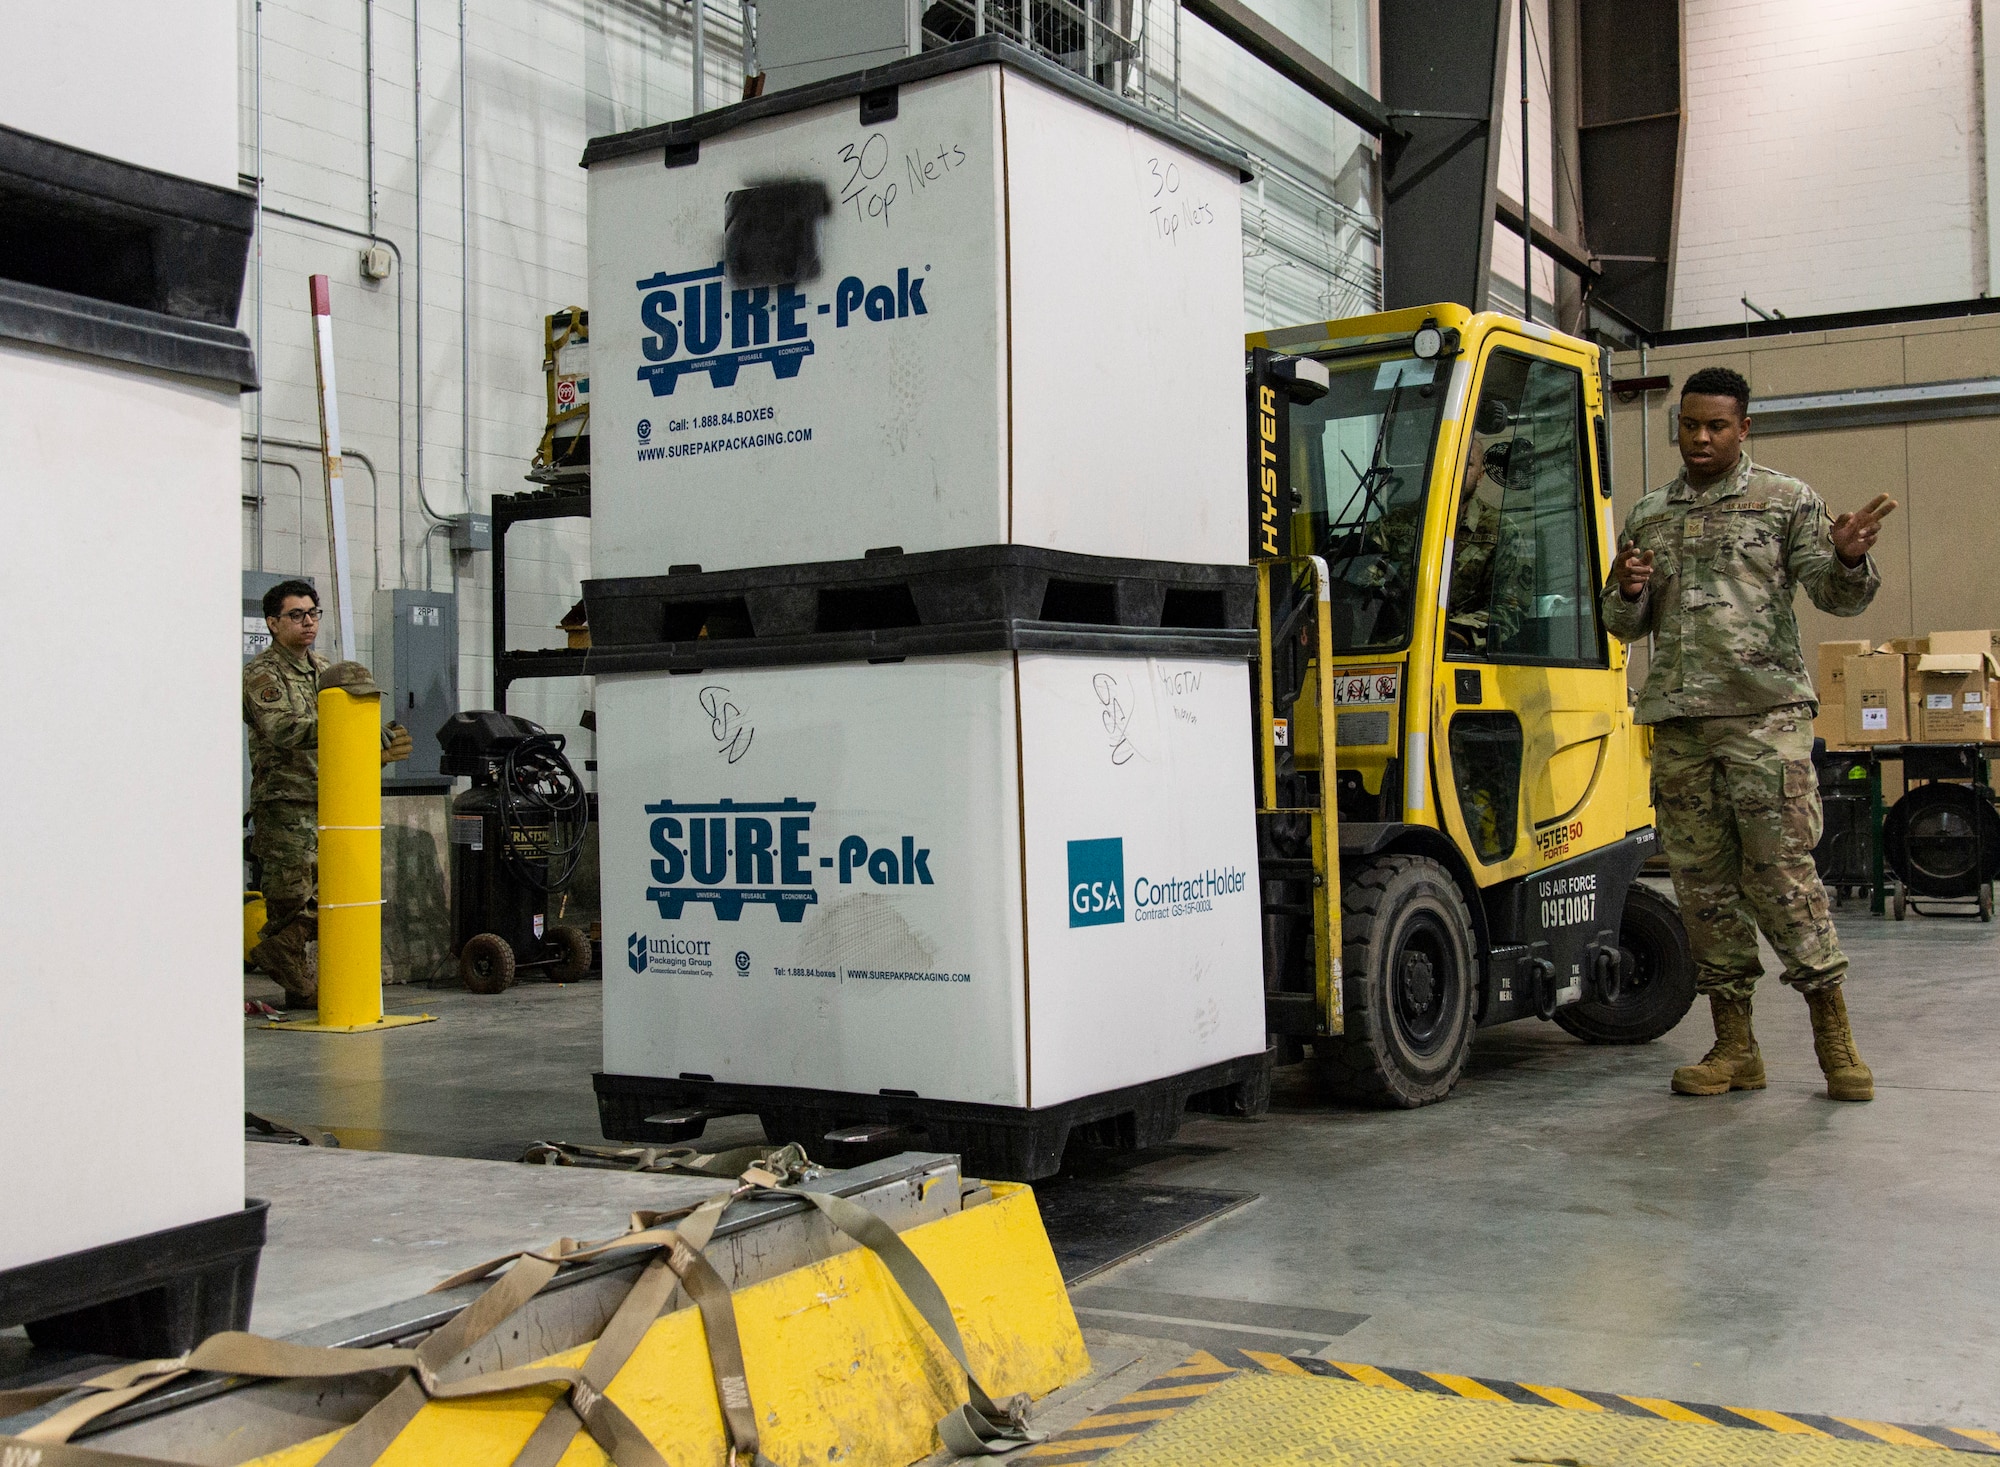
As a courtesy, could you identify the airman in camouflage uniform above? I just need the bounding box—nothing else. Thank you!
[1602,366,1895,1102]
[244,581,412,1007]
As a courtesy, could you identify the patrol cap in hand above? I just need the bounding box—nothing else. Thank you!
[319,661,383,698]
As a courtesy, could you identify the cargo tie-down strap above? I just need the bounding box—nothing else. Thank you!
[0,1148,1039,1467]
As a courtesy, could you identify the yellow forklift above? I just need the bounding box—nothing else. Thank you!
[1249,303,1695,1106]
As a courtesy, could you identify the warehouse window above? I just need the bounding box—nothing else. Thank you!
[1444,350,1606,667]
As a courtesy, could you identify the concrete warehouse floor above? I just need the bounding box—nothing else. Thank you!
[242,898,2000,1434]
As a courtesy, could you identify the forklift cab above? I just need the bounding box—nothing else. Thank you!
[1264,305,1645,867]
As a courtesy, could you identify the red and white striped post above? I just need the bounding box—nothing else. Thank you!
[308,274,357,660]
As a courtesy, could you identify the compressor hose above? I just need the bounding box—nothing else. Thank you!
[496,732,590,893]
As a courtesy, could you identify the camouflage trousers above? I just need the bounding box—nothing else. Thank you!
[1651,705,1846,1001]
[251,799,317,942]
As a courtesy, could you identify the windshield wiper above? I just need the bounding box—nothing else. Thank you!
[1322,379,1406,587]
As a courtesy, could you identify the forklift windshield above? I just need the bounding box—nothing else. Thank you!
[1288,352,1450,653]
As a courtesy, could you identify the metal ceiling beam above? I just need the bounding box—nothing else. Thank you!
[1178,0,1390,136]
[1494,190,1599,281]
[1577,0,1683,332]
[1378,0,1512,311]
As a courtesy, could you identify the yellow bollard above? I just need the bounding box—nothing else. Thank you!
[319,680,383,1025]
[267,666,433,1034]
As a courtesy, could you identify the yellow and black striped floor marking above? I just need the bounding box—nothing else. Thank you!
[1020,1348,2000,1463]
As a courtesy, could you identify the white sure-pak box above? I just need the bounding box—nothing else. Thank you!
[596,652,1265,1110]
[583,44,1249,577]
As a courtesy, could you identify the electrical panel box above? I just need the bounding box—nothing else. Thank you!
[374,589,458,789]
[448,513,492,553]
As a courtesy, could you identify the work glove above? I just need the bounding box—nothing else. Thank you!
[381,721,415,765]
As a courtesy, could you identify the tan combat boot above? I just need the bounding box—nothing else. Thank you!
[1805,986,1873,1101]
[1671,995,1766,1095]
[250,923,318,1011]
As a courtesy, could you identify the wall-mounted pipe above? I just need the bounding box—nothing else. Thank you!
[1518,0,1532,323]
[365,0,377,232]
[692,0,706,114]
[253,0,266,570]
[415,0,430,590]
[460,0,472,519]
[243,438,386,589]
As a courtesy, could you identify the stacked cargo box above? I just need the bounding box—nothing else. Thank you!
[1821,632,2000,748]
[581,41,1269,1179]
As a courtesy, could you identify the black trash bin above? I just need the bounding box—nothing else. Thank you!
[1812,743,1874,902]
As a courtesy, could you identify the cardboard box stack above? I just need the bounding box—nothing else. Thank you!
[1914,630,1998,743]
[1825,631,1999,748]
[1814,639,1872,746]
[1843,646,1913,745]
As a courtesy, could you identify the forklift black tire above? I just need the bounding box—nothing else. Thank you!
[460,933,517,994]
[548,924,593,983]
[1314,855,1477,1108]
[1553,883,1696,1045]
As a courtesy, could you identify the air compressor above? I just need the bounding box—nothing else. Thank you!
[437,711,595,991]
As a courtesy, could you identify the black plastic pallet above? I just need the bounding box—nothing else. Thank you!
[0,1200,267,1357]
[594,1050,1273,1183]
[581,545,1256,673]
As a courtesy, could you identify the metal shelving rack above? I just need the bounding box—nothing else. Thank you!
[492,485,590,713]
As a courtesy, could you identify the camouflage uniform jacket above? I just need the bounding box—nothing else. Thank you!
[244,643,330,804]
[1600,455,1878,724]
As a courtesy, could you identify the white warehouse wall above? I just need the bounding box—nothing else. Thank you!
[1672,0,1982,326]
[2,0,238,187]
[238,0,739,752]
[238,0,1383,763]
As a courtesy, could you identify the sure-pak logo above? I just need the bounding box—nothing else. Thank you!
[1068,838,1126,928]
[644,796,933,923]
[633,259,932,397]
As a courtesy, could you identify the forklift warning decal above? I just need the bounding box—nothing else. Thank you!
[632,259,930,398]
[1332,668,1400,706]
[642,796,932,923]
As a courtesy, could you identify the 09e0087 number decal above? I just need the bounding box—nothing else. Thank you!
[1537,870,1596,925]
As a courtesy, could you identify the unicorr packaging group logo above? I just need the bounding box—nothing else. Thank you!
[1067,838,1125,928]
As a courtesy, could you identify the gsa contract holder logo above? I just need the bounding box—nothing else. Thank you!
[1067,836,1249,929]
[1067,838,1125,928]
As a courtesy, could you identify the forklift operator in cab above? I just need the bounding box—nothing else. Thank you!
[243,580,414,1008]
[1445,395,1533,657]
[1603,366,1896,1101]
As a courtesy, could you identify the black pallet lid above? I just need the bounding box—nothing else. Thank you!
[583,545,1257,673]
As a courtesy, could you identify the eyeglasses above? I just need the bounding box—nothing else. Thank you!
[278,608,324,624]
